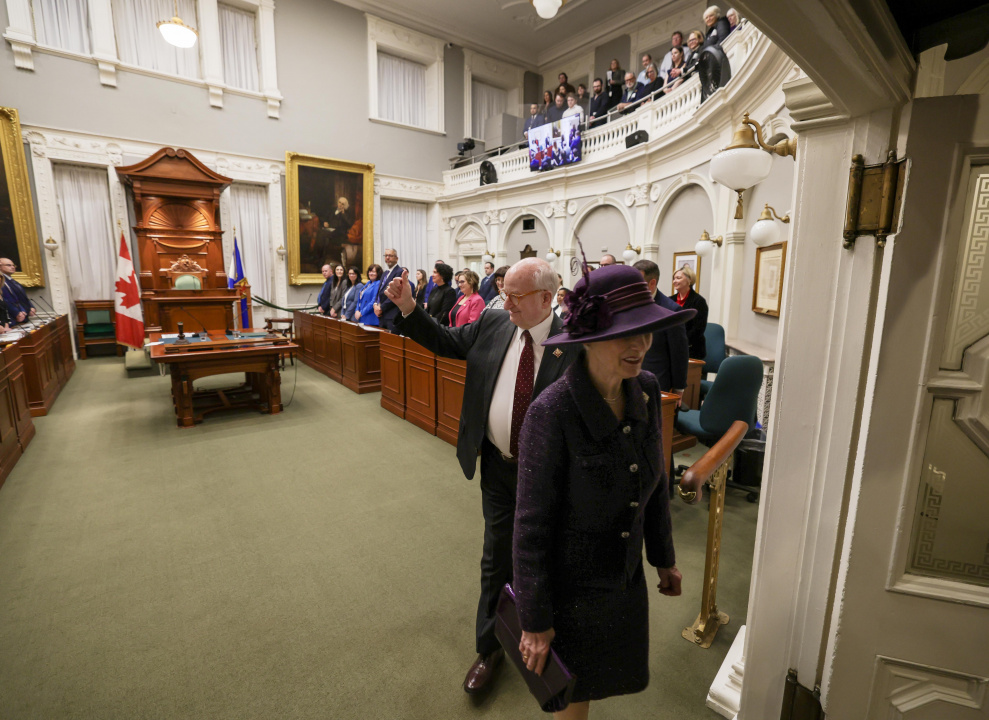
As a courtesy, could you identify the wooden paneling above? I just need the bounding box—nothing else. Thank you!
[379,333,406,418]
[324,320,343,382]
[339,322,381,394]
[436,356,466,447]
[0,347,22,490]
[404,339,437,435]
[683,358,705,411]
[661,391,678,469]
[3,344,34,452]
[19,317,74,417]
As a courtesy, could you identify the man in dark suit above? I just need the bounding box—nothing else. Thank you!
[522,104,545,141]
[478,261,497,303]
[588,77,611,127]
[617,72,644,114]
[373,248,408,331]
[0,258,35,324]
[384,258,581,695]
[315,264,334,315]
[634,259,689,398]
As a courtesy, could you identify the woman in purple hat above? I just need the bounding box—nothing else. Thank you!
[513,261,700,718]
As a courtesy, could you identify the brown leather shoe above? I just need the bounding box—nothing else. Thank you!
[462,649,504,694]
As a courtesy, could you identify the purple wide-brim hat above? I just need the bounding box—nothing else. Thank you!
[543,264,696,346]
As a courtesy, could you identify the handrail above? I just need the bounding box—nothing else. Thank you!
[679,419,748,498]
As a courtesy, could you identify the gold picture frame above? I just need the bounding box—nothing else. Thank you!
[285,152,374,285]
[0,107,44,287]
[672,251,701,294]
[752,241,787,317]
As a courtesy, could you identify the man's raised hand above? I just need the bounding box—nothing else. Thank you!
[385,269,416,315]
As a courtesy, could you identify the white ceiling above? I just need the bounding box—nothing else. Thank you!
[330,0,698,69]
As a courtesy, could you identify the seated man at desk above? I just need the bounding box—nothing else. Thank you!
[0,258,36,324]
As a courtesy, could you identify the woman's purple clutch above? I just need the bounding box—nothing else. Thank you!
[494,584,576,712]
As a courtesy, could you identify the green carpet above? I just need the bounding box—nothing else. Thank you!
[0,358,757,719]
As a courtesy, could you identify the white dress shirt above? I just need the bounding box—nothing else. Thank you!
[486,311,555,457]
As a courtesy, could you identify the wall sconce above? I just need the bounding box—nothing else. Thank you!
[710,113,797,219]
[750,204,791,247]
[843,151,906,249]
[694,230,723,257]
[482,249,494,264]
[43,236,59,257]
[276,245,287,260]
[545,248,560,264]
[621,242,642,263]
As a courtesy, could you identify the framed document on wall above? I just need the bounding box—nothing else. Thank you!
[286,152,374,286]
[753,241,787,317]
[672,251,701,294]
[0,107,44,287]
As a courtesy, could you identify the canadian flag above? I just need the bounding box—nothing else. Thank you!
[114,231,145,349]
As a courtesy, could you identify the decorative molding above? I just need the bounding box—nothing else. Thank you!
[566,200,577,215]
[782,75,848,129]
[707,625,746,719]
[957,56,989,96]
[208,85,224,108]
[869,657,988,717]
[914,44,947,99]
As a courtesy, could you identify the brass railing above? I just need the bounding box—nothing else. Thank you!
[680,420,749,648]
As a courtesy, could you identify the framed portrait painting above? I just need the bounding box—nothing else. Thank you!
[752,241,787,317]
[672,251,701,294]
[285,152,374,285]
[0,107,43,287]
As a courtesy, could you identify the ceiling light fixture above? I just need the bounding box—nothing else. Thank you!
[532,0,565,20]
[157,0,198,49]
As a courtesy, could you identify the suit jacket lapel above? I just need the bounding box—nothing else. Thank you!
[533,313,569,396]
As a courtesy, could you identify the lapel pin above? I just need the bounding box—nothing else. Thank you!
[553,348,563,358]
[642,392,649,403]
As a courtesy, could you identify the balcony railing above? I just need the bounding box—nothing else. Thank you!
[442,21,765,195]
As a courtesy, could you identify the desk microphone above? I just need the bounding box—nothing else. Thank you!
[304,292,314,314]
[178,305,210,338]
[34,294,57,317]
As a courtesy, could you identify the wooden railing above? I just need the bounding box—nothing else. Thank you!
[679,419,749,649]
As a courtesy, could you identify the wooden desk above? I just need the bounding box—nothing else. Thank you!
[18,316,75,417]
[143,289,244,334]
[0,342,35,490]
[149,330,296,428]
[436,356,467,446]
[404,339,437,435]
[379,333,406,419]
[683,358,705,411]
[340,322,381,394]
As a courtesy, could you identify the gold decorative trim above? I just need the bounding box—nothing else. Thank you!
[0,107,44,287]
[285,152,374,286]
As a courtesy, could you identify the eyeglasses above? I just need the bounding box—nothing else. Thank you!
[500,289,544,305]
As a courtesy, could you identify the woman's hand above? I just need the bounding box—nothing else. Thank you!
[330,308,338,318]
[657,566,683,596]
[519,628,555,676]
[354,310,361,320]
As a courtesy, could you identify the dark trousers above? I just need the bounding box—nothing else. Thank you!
[476,438,519,655]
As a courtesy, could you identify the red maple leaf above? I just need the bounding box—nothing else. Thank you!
[116,273,141,308]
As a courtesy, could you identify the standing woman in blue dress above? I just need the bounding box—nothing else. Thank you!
[354,264,383,326]
[513,262,701,718]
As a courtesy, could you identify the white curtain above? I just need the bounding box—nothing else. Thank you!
[377,52,426,128]
[471,80,506,140]
[218,2,259,92]
[228,184,271,305]
[33,0,91,54]
[381,199,427,279]
[111,0,201,79]
[53,164,116,302]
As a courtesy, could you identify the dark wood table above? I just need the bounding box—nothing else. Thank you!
[149,330,296,428]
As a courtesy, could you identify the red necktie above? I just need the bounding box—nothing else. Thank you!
[510,330,534,458]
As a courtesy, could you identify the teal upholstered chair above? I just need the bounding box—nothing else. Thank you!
[173,274,202,290]
[675,354,762,447]
[75,300,122,358]
[699,322,727,401]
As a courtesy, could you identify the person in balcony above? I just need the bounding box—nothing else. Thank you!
[663,47,688,92]
[547,92,567,123]
[523,103,546,141]
[636,52,653,85]
[576,84,590,115]
[660,31,685,78]
[557,72,576,95]
[606,59,625,107]
[640,64,665,102]
[588,78,610,128]
[682,31,705,79]
[563,93,586,124]
[726,8,740,34]
[617,72,644,114]
[541,89,554,116]
[703,5,732,47]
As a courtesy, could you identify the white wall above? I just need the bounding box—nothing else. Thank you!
[655,184,713,297]
[504,215,549,265]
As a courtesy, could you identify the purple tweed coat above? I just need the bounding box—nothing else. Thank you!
[512,358,675,700]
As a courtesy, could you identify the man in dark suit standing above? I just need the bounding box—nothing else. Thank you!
[522,104,545,141]
[384,258,581,695]
[617,72,644,114]
[634,259,689,398]
[0,258,35,324]
[588,77,611,127]
[373,248,408,331]
[478,261,497,303]
[315,264,334,315]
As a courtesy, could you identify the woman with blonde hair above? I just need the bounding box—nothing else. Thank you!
[670,264,708,359]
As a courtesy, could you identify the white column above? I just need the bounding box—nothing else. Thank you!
[738,77,892,719]
[717,225,746,337]
[88,0,119,86]
[197,0,224,107]
[630,183,650,260]
[257,0,283,119]
[268,170,288,309]
[24,134,73,315]
[708,625,747,718]
[3,0,36,70]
